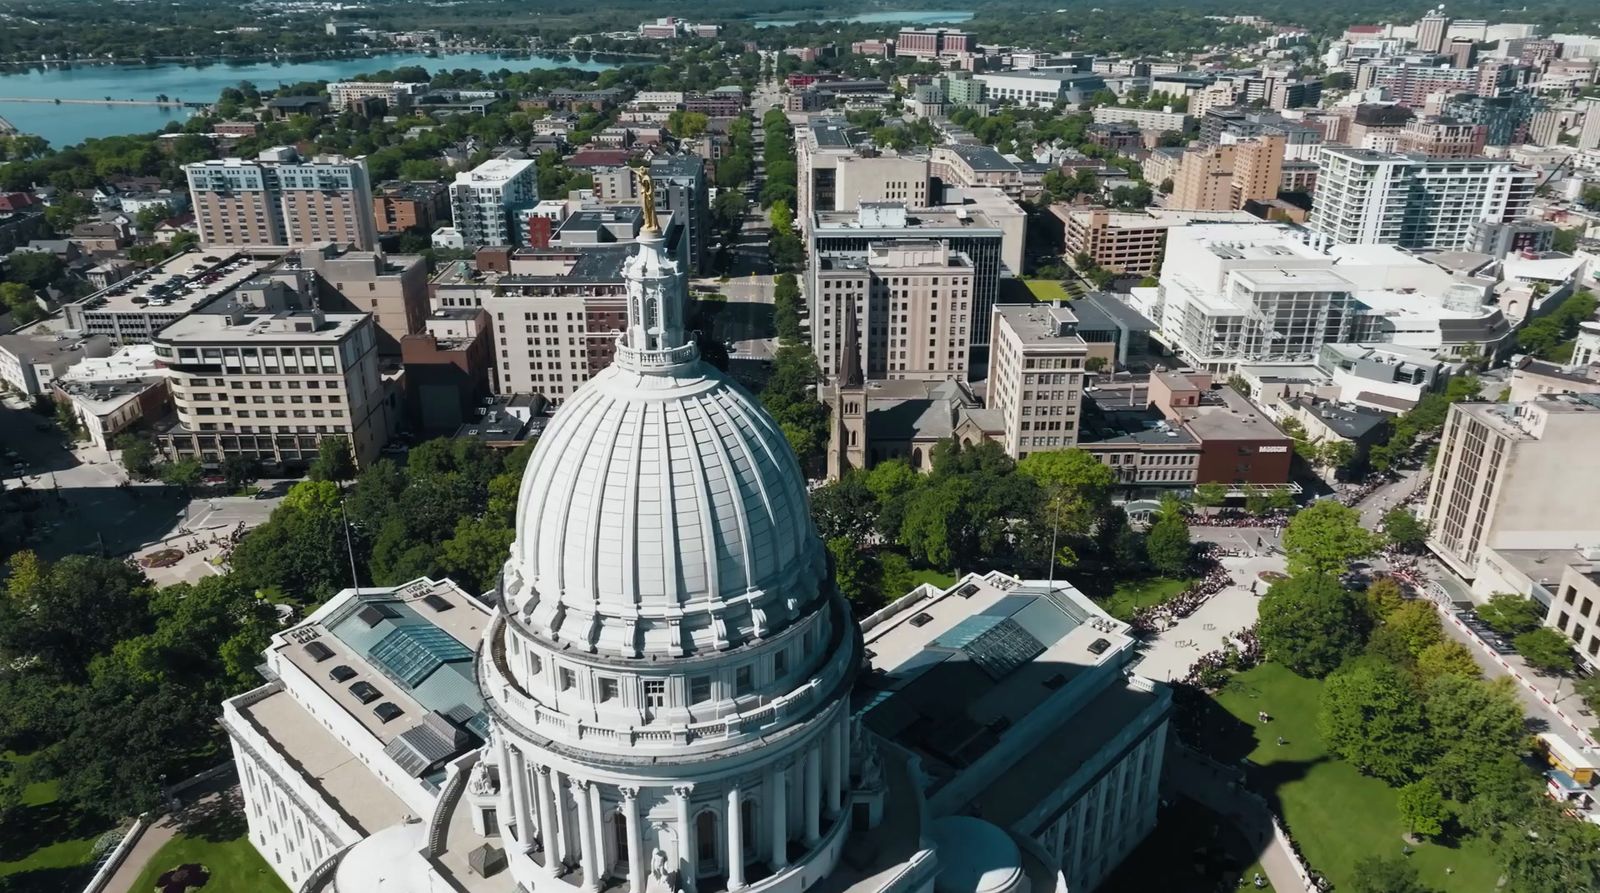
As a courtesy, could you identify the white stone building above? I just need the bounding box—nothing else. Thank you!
[224,207,1169,893]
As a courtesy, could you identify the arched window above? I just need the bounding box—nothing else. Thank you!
[912,447,923,468]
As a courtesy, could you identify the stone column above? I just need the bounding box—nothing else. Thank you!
[589,781,608,879]
[511,748,536,852]
[768,764,789,871]
[494,732,514,841]
[674,784,696,882]
[553,769,572,865]
[838,717,852,798]
[621,787,646,893]
[534,766,560,876]
[825,721,843,817]
[572,778,602,892]
[804,746,822,846]
[726,786,746,890]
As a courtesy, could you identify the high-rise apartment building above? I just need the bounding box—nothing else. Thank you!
[448,158,539,248]
[1423,394,1600,579]
[812,240,974,381]
[187,149,378,250]
[648,153,711,276]
[1311,148,1535,250]
[989,303,1090,458]
[809,203,1006,359]
[1169,136,1283,211]
[152,285,393,468]
[1416,9,1450,54]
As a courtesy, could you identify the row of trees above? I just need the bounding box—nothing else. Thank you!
[810,444,1194,610]
[1248,500,1600,892]
[1368,374,1480,473]
[1516,288,1597,362]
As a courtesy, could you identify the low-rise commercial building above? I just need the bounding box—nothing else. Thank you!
[1054,207,1260,275]
[372,180,449,234]
[64,251,274,343]
[973,71,1108,108]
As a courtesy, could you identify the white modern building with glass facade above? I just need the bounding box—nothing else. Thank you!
[1130,223,1512,372]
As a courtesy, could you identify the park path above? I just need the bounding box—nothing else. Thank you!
[102,776,239,893]
[1169,747,1307,892]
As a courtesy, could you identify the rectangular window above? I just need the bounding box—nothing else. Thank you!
[644,680,666,708]
[689,676,711,704]
[598,677,619,702]
[773,650,787,678]
[735,666,753,696]
[559,668,575,691]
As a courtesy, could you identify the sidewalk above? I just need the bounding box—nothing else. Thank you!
[100,775,241,893]
[1169,748,1308,892]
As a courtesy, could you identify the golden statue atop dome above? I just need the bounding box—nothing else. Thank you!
[632,165,659,234]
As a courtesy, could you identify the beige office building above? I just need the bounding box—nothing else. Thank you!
[298,244,429,355]
[797,118,932,227]
[1055,207,1260,275]
[1231,135,1285,207]
[1423,395,1600,580]
[812,240,974,382]
[1170,136,1283,211]
[989,303,1090,458]
[152,297,393,468]
[187,149,378,250]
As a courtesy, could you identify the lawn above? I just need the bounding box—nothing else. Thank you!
[0,752,115,893]
[1095,576,1191,621]
[1022,278,1072,301]
[1206,664,1501,892]
[1100,796,1267,892]
[127,832,287,893]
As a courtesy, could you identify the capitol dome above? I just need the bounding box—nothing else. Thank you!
[500,227,828,658]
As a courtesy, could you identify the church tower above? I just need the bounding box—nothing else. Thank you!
[827,298,868,480]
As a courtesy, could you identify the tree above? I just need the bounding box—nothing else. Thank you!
[221,455,258,493]
[1414,640,1480,682]
[827,536,882,611]
[0,282,41,324]
[1382,507,1427,553]
[1397,778,1446,838]
[1495,799,1600,893]
[1513,627,1573,674]
[769,199,794,237]
[1145,507,1191,577]
[1349,856,1435,893]
[1258,573,1369,677]
[1424,675,1529,800]
[1477,593,1543,636]
[1575,674,1600,714]
[1365,576,1405,620]
[114,434,157,480]
[1015,448,1115,538]
[309,436,356,482]
[437,515,515,596]
[1319,657,1429,784]
[810,472,877,546]
[1193,481,1228,510]
[157,457,203,494]
[1370,600,1444,663]
[1283,500,1375,577]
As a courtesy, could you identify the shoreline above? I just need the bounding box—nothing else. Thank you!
[0,47,658,72]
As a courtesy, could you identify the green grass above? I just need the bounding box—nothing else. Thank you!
[1206,664,1500,892]
[1022,278,1071,301]
[1095,576,1191,621]
[1101,796,1265,892]
[0,752,113,892]
[127,832,288,893]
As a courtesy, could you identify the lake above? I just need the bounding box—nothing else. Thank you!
[753,9,975,27]
[0,51,621,148]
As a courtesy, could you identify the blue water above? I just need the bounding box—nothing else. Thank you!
[0,51,620,148]
[753,9,975,27]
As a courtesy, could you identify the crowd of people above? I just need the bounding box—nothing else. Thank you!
[1130,564,1235,633]
[1188,510,1291,531]
[1179,625,1261,688]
